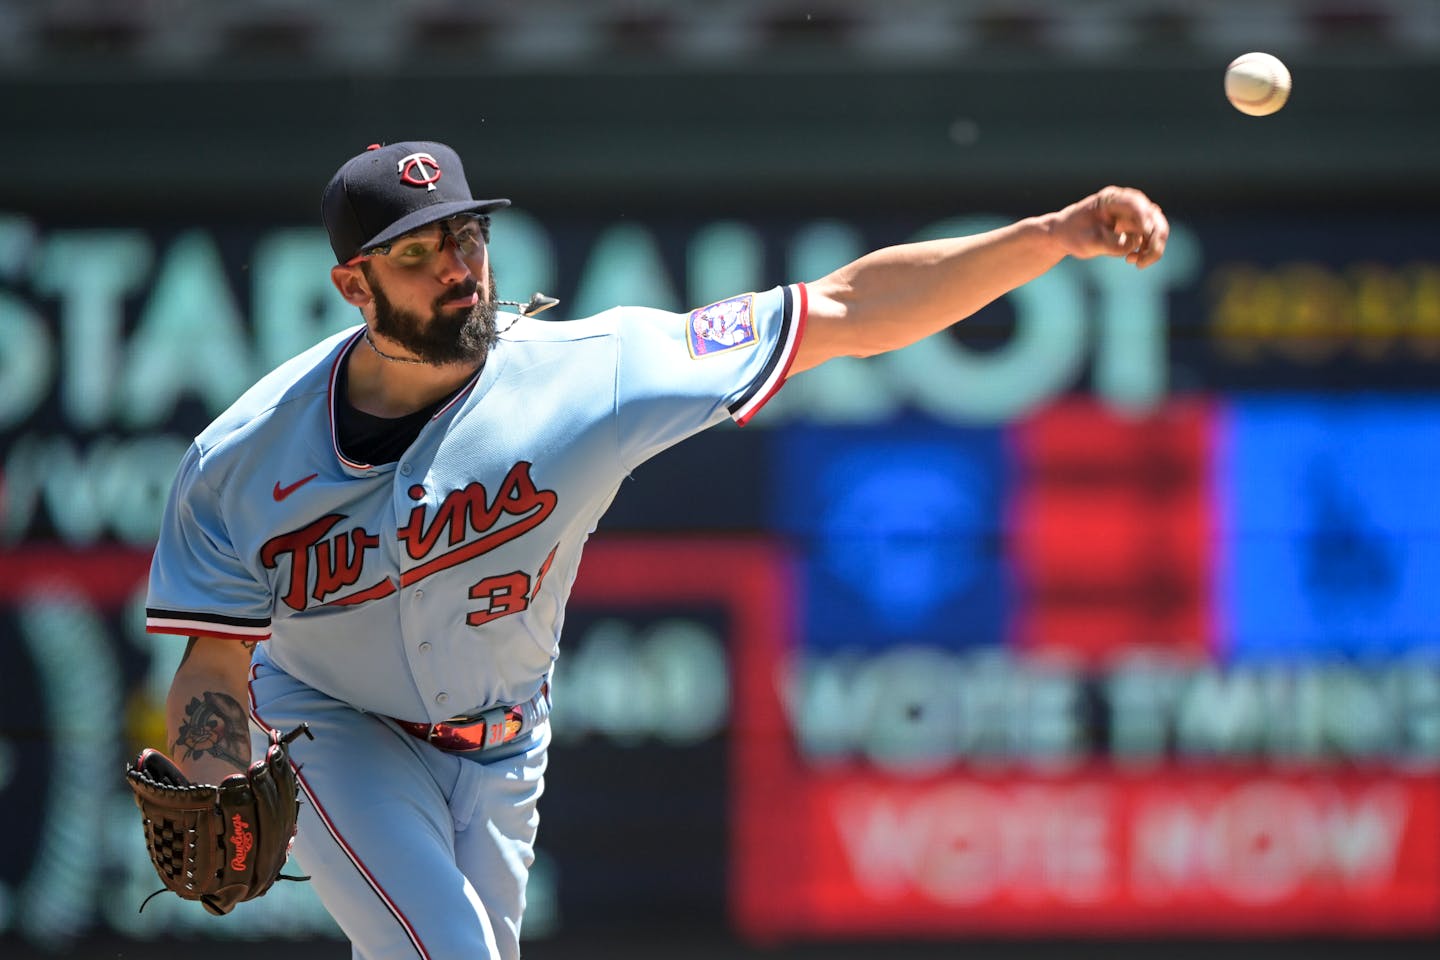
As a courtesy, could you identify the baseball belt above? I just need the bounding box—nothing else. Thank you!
[391,683,550,753]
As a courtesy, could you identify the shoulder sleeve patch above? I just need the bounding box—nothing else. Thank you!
[686,293,758,358]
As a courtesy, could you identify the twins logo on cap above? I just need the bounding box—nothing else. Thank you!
[398,152,442,191]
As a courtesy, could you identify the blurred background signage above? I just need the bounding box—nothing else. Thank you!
[2,2,1439,957]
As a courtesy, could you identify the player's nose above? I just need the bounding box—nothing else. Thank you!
[433,240,473,284]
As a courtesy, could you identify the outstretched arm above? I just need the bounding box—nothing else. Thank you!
[790,186,1168,374]
[166,635,257,783]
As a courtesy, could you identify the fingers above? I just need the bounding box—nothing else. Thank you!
[1096,186,1169,268]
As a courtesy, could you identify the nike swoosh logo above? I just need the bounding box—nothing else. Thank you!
[272,473,319,502]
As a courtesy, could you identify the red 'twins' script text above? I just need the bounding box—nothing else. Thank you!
[259,461,557,610]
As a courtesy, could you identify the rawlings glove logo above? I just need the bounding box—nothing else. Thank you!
[230,814,255,871]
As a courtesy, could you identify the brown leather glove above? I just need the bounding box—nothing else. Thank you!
[126,724,312,915]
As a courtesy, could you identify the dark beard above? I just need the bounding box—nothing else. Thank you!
[367,265,499,366]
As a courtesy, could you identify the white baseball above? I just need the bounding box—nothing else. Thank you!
[1225,52,1291,116]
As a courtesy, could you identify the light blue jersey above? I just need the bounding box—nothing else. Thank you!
[146,284,805,724]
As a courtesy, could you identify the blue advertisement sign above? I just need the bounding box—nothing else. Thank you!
[1218,397,1440,661]
[768,420,1010,653]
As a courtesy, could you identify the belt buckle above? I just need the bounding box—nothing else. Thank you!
[428,704,516,752]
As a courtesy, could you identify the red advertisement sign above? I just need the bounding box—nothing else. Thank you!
[732,764,1440,937]
[730,613,1440,939]
[0,544,152,606]
[1008,398,1215,663]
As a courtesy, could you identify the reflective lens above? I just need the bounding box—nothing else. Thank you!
[359,215,488,268]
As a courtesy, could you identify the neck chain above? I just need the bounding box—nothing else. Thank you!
[362,328,427,365]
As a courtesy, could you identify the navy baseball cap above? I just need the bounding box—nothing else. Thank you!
[322,140,510,263]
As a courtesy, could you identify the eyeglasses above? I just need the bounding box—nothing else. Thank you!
[348,214,489,268]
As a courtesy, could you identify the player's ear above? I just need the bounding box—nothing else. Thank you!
[330,264,372,307]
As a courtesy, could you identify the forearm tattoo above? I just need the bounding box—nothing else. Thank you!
[173,691,249,766]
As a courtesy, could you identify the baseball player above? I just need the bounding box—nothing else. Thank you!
[140,140,1167,958]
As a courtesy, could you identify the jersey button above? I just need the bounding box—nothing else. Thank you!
[435,692,449,705]
[400,463,413,476]
[414,588,425,600]
[418,641,432,653]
